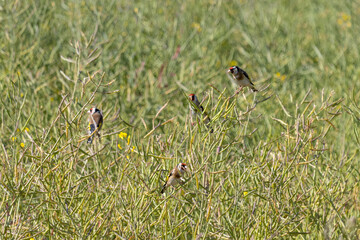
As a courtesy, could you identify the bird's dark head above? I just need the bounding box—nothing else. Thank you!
[178,163,188,173]
[189,94,197,102]
[88,107,101,114]
[228,66,239,75]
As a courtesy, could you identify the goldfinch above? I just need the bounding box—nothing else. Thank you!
[160,163,188,194]
[228,66,258,92]
[87,107,103,144]
[189,94,213,133]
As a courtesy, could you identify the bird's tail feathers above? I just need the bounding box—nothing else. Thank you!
[203,115,213,133]
[160,184,167,194]
[87,124,96,144]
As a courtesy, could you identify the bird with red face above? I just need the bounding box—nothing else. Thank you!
[161,163,188,194]
[87,107,103,144]
[227,66,258,92]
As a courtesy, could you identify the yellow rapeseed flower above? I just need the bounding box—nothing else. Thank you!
[191,22,202,32]
[127,135,131,145]
[275,72,286,81]
[119,132,127,139]
[230,60,238,66]
[117,144,122,150]
[341,12,351,21]
[20,143,25,148]
[25,127,29,132]
[337,12,351,28]
[12,137,16,141]
[243,191,248,196]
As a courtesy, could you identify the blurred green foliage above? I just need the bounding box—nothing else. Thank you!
[0,0,359,239]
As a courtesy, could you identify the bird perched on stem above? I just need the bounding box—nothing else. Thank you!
[227,66,258,92]
[189,94,213,133]
[160,163,188,194]
[87,107,103,144]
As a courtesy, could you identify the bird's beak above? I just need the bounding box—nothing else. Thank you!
[227,69,231,73]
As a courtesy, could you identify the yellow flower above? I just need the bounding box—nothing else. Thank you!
[126,155,130,159]
[275,72,286,81]
[134,7,139,14]
[191,22,202,32]
[243,191,248,196]
[117,144,122,150]
[131,146,135,152]
[119,132,127,139]
[20,93,24,97]
[230,60,238,66]
[17,71,21,76]
[25,127,29,132]
[20,143,25,148]
[337,13,351,28]
[337,18,343,26]
[17,128,20,132]
[50,97,54,102]
[341,12,351,21]
[127,135,131,145]
[12,137,16,141]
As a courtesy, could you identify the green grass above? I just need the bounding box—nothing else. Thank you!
[1,0,360,239]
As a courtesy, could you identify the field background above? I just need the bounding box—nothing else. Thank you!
[1,0,360,239]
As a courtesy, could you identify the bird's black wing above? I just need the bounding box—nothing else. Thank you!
[240,69,250,80]
[89,123,96,133]
[241,69,255,86]
[87,123,96,144]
